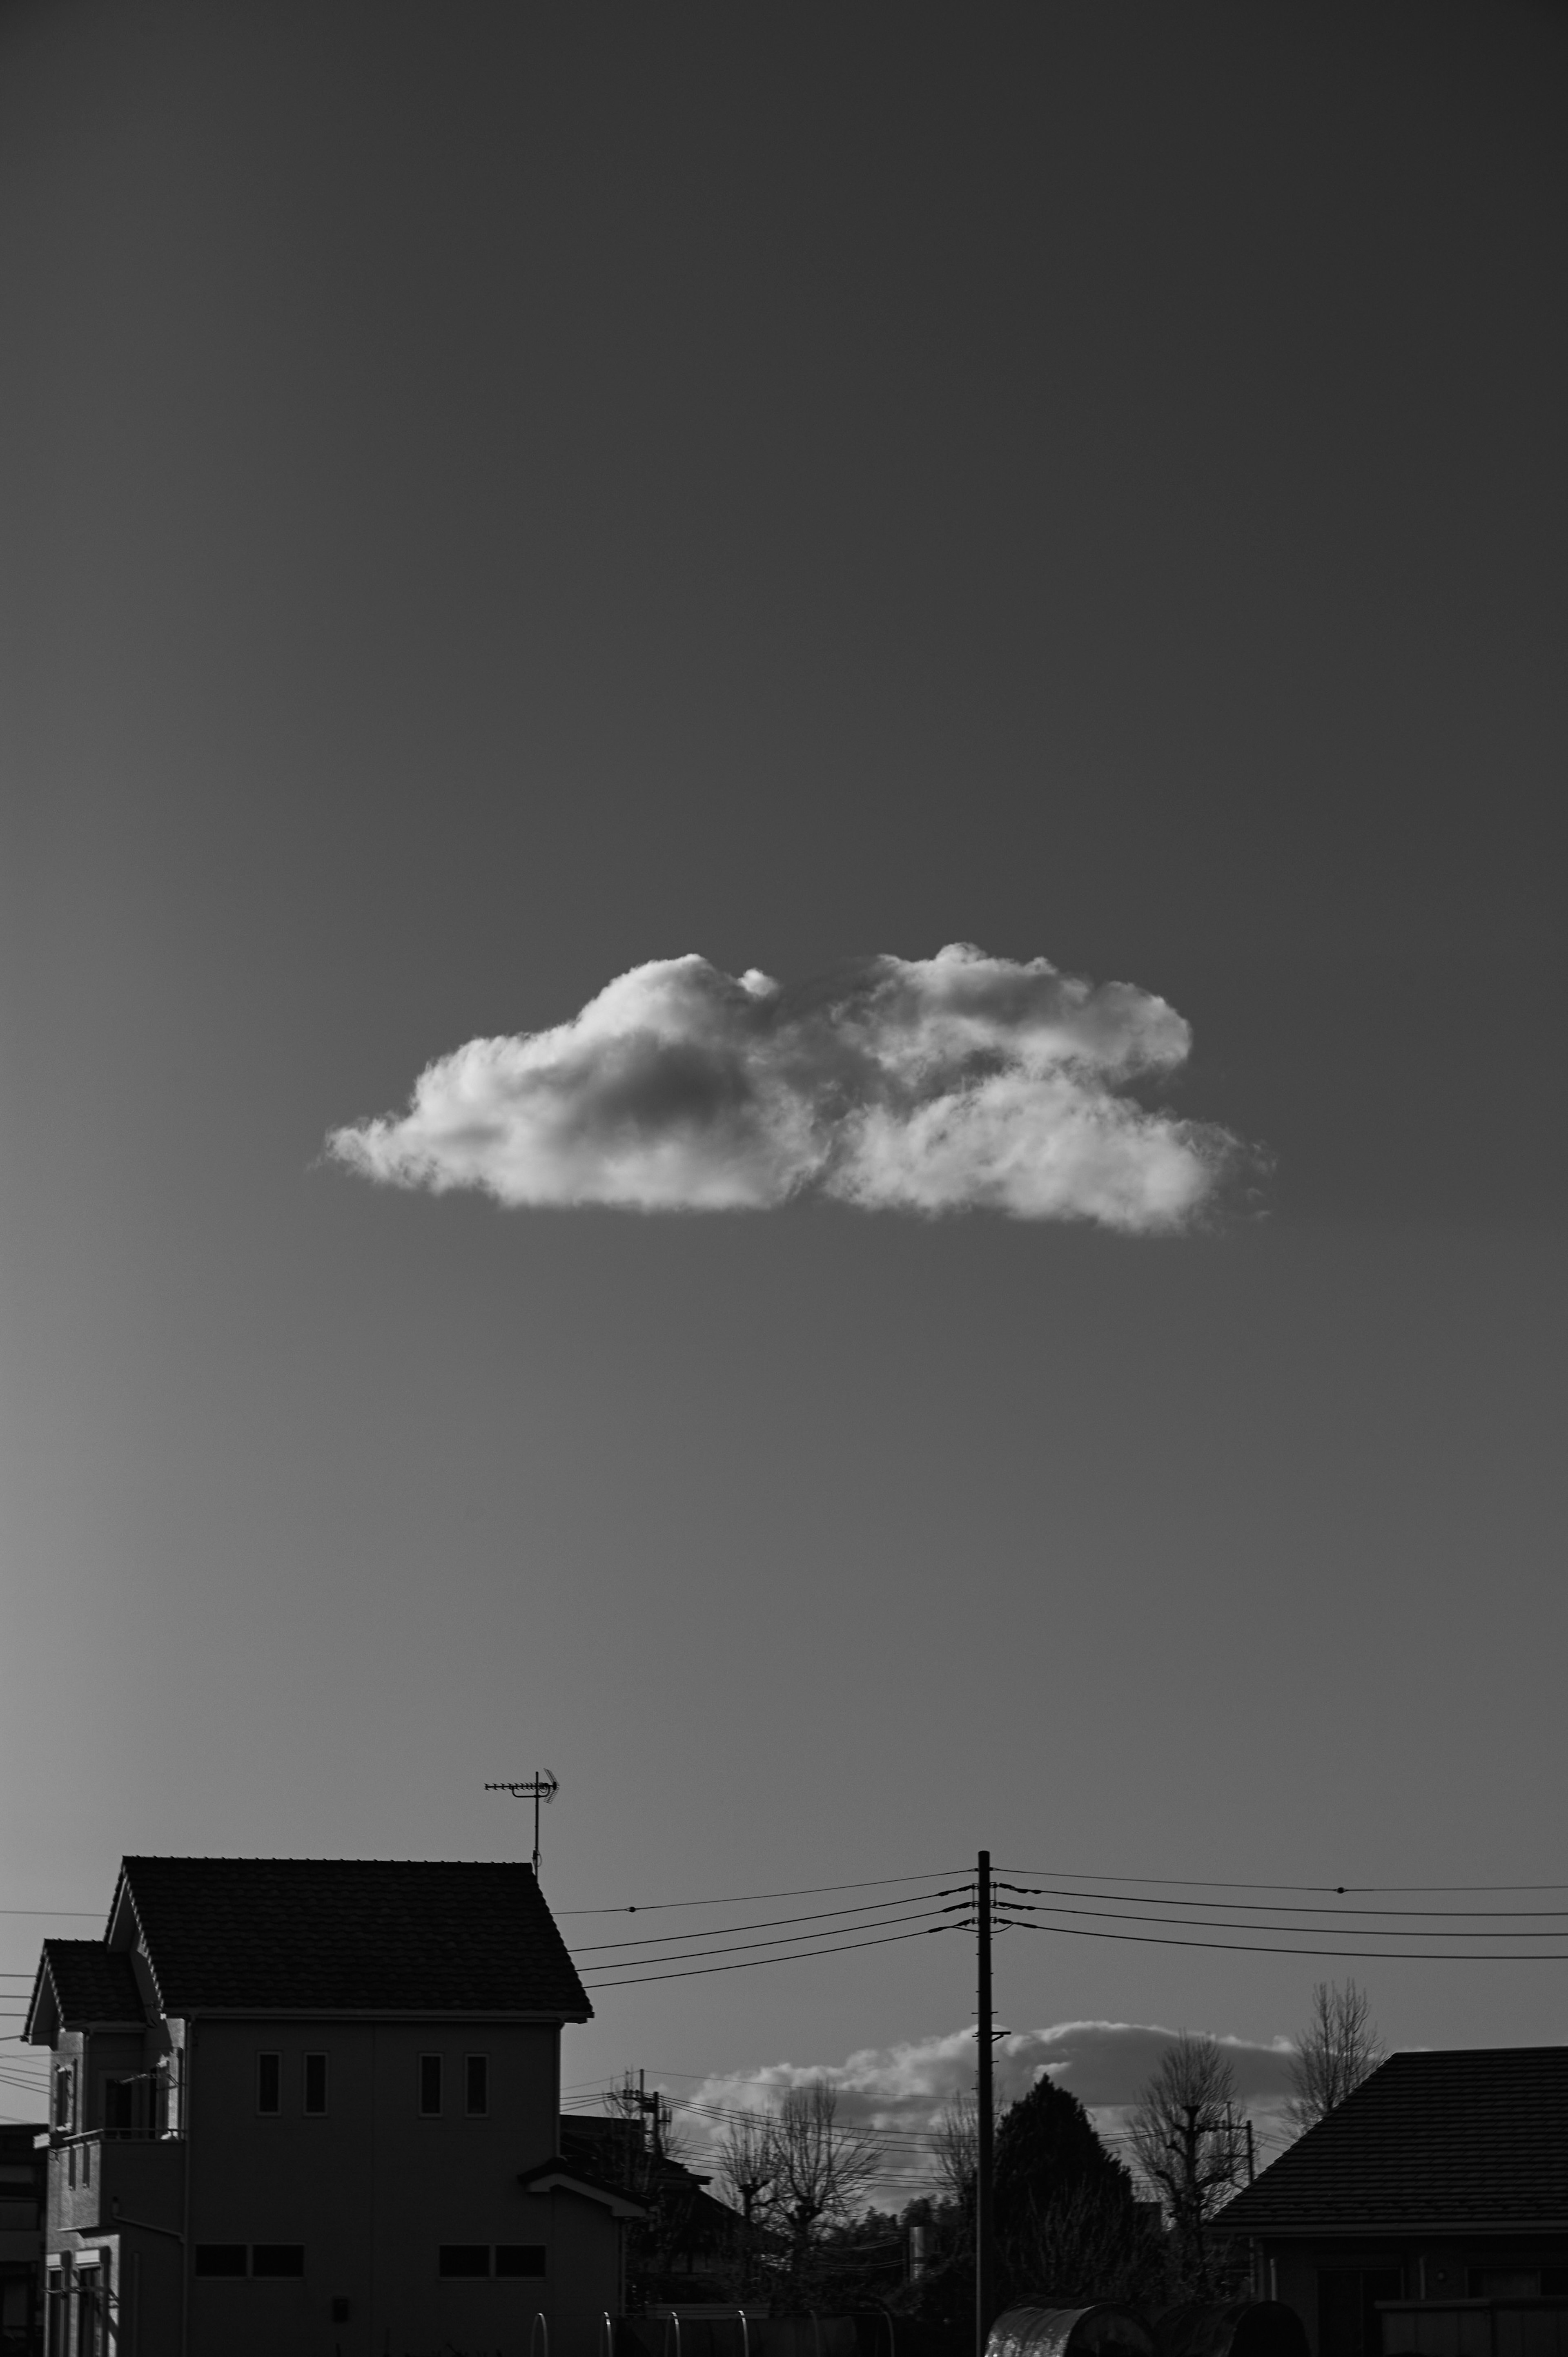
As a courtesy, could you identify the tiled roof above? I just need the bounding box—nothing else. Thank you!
[1218,2048,1568,2232]
[36,1942,145,2027]
[116,1858,590,2018]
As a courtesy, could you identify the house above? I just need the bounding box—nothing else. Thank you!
[560,2114,751,2302]
[1214,2049,1568,2357]
[24,1855,643,2357]
[0,2122,44,2354]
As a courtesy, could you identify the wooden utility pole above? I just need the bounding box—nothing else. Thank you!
[976,1849,995,2357]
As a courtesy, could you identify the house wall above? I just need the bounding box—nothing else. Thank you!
[40,2013,621,2357]
[178,2015,611,2357]
[1259,2239,1568,2357]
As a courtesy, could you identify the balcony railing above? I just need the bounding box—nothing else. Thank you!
[50,2132,184,2238]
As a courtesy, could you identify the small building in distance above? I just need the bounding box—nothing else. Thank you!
[1214,2048,1568,2357]
[0,2123,44,2354]
[24,1855,641,2357]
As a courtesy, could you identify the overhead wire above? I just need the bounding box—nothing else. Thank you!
[570,1888,965,1953]
[557,1869,969,1917]
[576,1904,964,1976]
[998,1882,1568,1920]
[582,1922,957,1989]
[994,1896,1568,1939]
[1000,1917,1568,1962]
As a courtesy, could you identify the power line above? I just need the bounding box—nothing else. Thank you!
[583,1922,956,1989]
[0,1909,101,1919]
[996,1897,1568,1939]
[1000,1882,1568,1921]
[1003,1918,1568,1962]
[557,1869,968,1916]
[998,1868,1568,1895]
[569,1888,964,1953]
[578,1907,962,1977]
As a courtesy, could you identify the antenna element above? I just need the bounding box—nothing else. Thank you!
[485,1772,559,1879]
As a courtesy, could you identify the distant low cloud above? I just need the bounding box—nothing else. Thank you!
[329,945,1246,1230]
[682,2020,1298,2139]
[667,2021,1301,2202]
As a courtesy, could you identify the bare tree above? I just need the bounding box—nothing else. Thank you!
[1287,1981,1384,2131]
[716,2108,780,2292]
[933,2091,979,2212]
[1128,2034,1248,2298]
[768,2081,883,2299]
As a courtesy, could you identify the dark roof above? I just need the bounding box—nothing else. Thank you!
[113,1858,590,2018]
[521,2156,648,2219]
[1218,2049,1568,2234]
[34,1942,145,2029]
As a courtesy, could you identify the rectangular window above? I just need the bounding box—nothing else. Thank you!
[495,2245,548,2279]
[194,2246,248,2278]
[419,2054,443,2116]
[257,2053,281,2114]
[303,2053,328,2115]
[438,2245,490,2277]
[53,2065,75,2131]
[104,2077,137,2135]
[77,2268,102,2357]
[81,2141,91,2187]
[464,2054,489,2117]
[252,2245,305,2279]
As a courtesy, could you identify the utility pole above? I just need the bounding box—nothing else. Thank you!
[484,1772,559,1878]
[976,1849,995,2357]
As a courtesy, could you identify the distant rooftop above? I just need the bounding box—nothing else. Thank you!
[1218,2048,1568,2233]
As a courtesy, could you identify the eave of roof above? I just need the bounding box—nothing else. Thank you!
[1218,2220,1568,2240]
[521,2157,648,2221]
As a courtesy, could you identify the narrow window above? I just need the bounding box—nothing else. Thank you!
[256,2053,281,2114]
[464,2054,488,2117]
[77,2267,102,2354]
[495,2245,548,2278]
[303,2053,328,2115]
[194,2246,248,2278]
[81,2141,91,2187]
[418,2054,442,2116]
[53,2065,75,2131]
[438,2245,490,2277]
[252,2244,305,2278]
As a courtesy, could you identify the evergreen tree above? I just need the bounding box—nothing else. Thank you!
[993,2076,1161,2308]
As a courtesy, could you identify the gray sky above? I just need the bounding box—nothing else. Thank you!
[3,1,1566,2126]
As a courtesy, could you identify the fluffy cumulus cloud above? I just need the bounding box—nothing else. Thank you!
[669,2022,1301,2201]
[329,946,1246,1229]
[683,2020,1298,2139]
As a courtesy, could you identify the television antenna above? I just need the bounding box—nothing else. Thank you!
[485,1772,559,1879]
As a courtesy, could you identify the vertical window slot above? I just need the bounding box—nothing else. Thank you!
[419,2054,443,2116]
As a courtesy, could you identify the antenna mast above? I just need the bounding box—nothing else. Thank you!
[484,1772,559,1878]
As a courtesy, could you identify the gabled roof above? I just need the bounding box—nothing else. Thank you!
[521,2155,648,2220]
[106,1858,590,2020]
[1218,2048,1568,2234]
[25,1943,146,2043]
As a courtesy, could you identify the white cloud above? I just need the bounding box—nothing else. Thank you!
[680,2020,1298,2137]
[329,945,1246,1229]
[665,2022,1301,2203]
